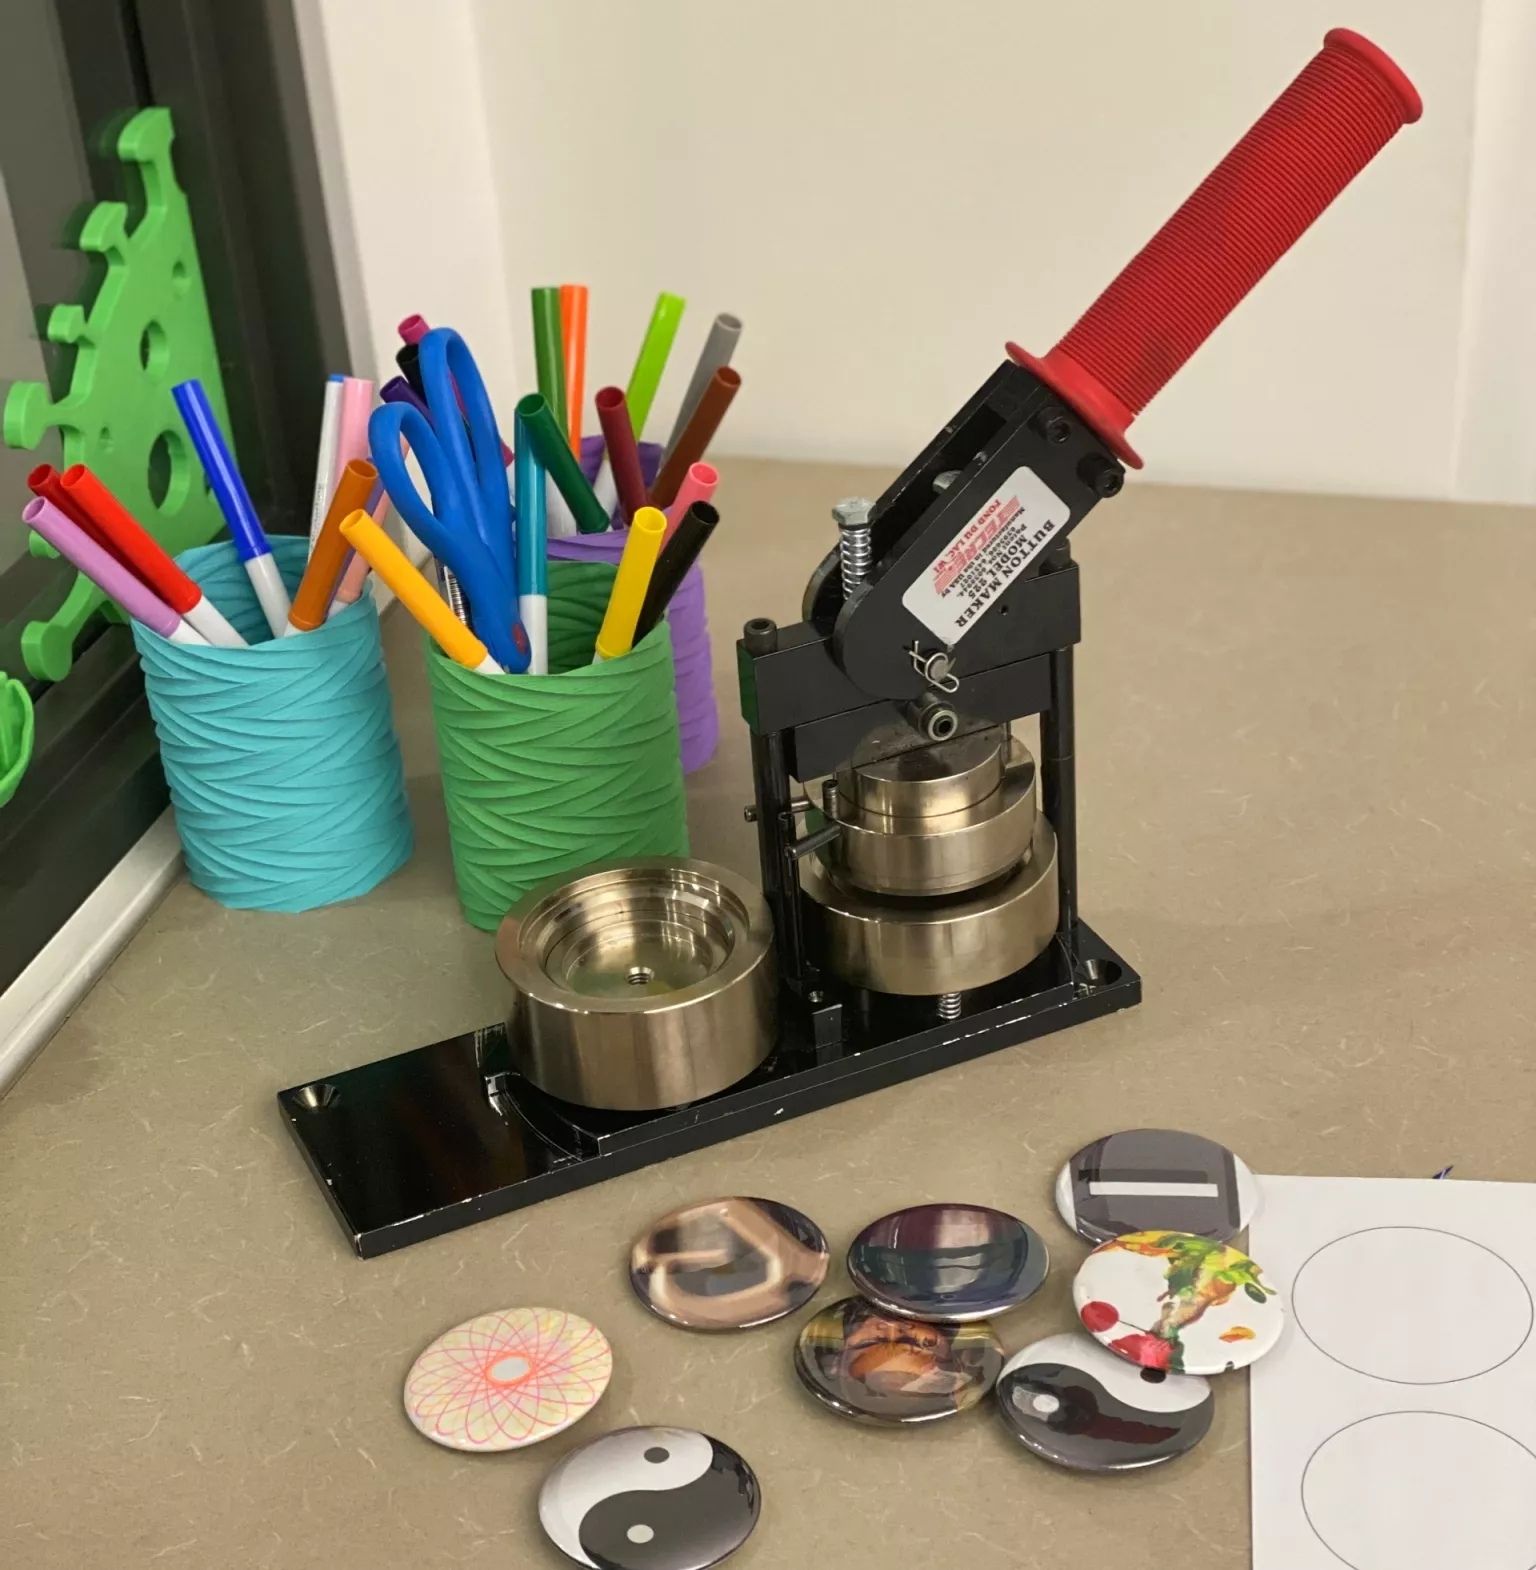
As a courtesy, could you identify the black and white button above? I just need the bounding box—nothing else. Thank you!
[538,1426,760,1569]
[1054,1128,1259,1245]
[996,1332,1214,1471]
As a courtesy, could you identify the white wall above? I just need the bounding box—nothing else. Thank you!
[300,0,1534,503]
[291,0,520,414]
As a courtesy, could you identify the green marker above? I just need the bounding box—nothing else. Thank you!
[624,291,685,439]
[531,287,567,436]
[516,394,608,534]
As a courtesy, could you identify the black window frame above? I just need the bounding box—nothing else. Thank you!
[0,0,348,994]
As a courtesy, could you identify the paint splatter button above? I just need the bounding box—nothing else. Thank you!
[1072,1230,1283,1376]
[404,1306,612,1452]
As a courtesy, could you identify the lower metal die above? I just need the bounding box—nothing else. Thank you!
[801,817,1059,995]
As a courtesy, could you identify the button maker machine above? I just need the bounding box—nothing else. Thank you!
[280,30,1421,1254]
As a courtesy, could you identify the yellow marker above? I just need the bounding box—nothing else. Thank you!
[593,506,666,663]
[339,511,503,674]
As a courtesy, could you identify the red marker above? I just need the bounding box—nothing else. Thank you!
[46,466,247,647]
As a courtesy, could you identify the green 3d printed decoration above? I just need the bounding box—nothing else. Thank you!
[2,107,232,683]
[0,674,33,808]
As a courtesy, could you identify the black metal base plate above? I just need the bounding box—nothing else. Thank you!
[278,923,1140,1257]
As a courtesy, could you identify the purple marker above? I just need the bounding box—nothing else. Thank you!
[23,497,208,647]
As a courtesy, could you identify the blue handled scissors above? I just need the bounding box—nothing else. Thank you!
[369,327,529,673]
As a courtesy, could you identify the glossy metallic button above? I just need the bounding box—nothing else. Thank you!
[847,1202,1048,1321]
[403,1307,612,1452]
[539,1425,760,1569]
[996,1332,1213,1471]
[1073,1230,1284,1375]
[1054,1128,1260,1245]
[629,1197,830,1331]
[794,1296,1003,1424]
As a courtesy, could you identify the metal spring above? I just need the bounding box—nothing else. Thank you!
[937,992,962,1021]
[839,524,871,594]
[438,562,469,625]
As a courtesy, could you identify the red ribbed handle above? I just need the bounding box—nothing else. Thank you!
[1009,29,1420,467]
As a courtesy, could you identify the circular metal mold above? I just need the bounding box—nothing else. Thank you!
[794,1297,1003,1425]
[801,817,1058,995]
[846,1202,1048,1322]
[629,1196,830,1331]
[822,744,1037,898]
[840,726,1006,818]
[497,858,776,1111]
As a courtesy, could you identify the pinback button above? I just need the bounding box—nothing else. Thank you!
[996,1332,1214,1471]
[846,1202,1048,1322]
[1073,1229,1284,1376]
[794,1296,1004,1424]
[1054,1127,1260,1245]
[539,1425,761,1570]
[628,1196,830,1331]
[403,1306,612,1452]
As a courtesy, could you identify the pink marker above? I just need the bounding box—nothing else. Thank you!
[332,376,374,490]
[663,461,719,543]
[397,312,513,466]
[24,497,207,647]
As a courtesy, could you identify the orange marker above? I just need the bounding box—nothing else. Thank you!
[560,283,588,456]
[286,458,377,633]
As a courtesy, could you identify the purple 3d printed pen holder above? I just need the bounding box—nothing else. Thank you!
[544,435,718,775]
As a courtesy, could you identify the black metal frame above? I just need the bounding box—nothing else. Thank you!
[0,0,347,995]
[281,360,1143,1257]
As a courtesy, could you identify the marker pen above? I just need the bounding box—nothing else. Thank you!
[173,379,291,639]
[46,464,246,648]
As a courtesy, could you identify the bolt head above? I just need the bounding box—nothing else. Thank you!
[832,497,873,531]
[1078,453,1125,498]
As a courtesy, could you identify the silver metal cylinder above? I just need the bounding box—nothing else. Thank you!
[842,726,1006,818]
[822,736,1038,899]
[801,817,1059,996]
[497,858,776,1111]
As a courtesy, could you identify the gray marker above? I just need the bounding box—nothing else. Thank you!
[659,312,742,466]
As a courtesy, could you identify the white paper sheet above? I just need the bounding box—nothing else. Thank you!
[1250,1175,1536,1570]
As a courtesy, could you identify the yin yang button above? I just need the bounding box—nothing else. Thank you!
[1054,1128,1260,1245]
[996,1333,1213,1471]
[539,1426,760,1570]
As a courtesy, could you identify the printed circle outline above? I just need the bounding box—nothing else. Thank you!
[1292,1226,1533,1385]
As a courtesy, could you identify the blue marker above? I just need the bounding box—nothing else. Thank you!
[173,379,290,639]
[514,412,548,674]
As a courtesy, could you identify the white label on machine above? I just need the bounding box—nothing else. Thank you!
[901,466,1070,645]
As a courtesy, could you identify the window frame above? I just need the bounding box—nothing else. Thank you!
[0,0,348,995]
